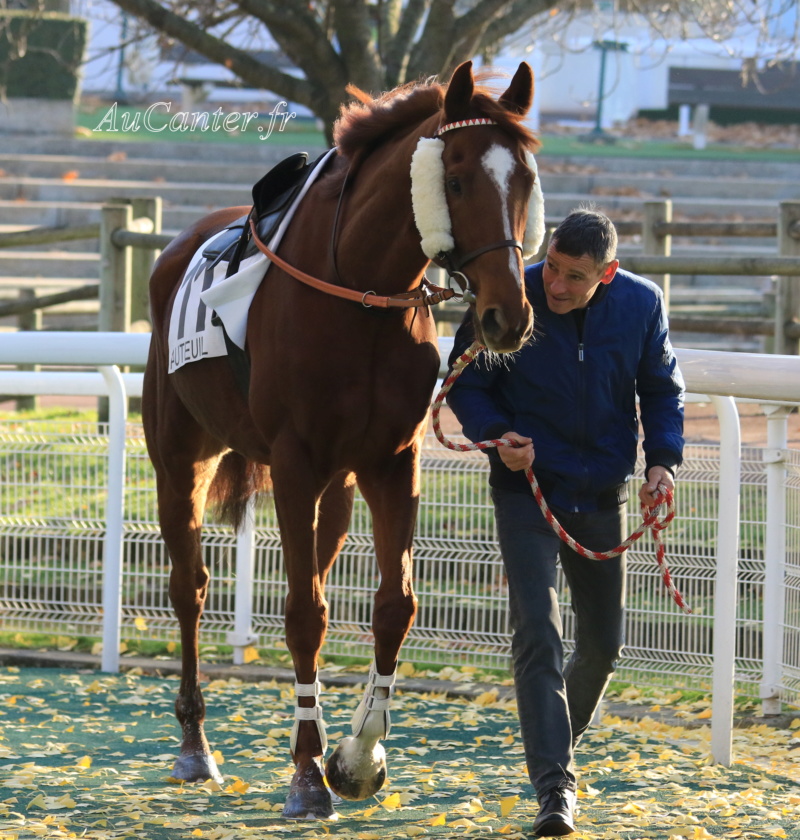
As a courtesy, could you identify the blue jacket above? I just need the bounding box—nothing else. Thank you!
[446,262,685,512]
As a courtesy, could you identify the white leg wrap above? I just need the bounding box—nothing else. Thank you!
[290,679,328,755]
[350,661,396,739]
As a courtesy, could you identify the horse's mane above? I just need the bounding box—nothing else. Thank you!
[323,72,540,194]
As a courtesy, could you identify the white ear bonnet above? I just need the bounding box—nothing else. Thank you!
[522,150,545,259]
[410,137,454,258]
[410,133,545,260]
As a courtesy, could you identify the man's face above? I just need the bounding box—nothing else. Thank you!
[541,243,618,314]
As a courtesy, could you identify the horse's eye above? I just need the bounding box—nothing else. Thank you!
[446,177,462,196]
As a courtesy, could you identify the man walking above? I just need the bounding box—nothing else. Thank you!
[446,208,685,836]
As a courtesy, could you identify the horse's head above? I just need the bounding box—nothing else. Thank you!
[411,61,543,353]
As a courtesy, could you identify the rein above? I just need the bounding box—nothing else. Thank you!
[248,219,456,309]
[432,341,691,615]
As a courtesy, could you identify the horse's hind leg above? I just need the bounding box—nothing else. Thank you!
[144,391,226,783]
[274,468,355,819]
[326,446,420,800]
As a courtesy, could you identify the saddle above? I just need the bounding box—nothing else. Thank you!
[203,151,327,276]
[200,150,331,395]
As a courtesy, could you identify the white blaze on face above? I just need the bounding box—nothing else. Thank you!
[481,145,519,282]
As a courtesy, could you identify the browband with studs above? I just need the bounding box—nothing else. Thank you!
[435,118,497,136]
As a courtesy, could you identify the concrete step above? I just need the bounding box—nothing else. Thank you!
[0,134,329,164]
[0,174,790,219]
[538,153,800,181]
[0,276,96,294]
[544,192,777,221]
[0,176,253,209]
[0,153,285,186]
[0,134,798,180]
[0,200,208,232]
[537,170,800,202]
[0,250,98,279]
[2,153,799,204]
[671,333,764,353]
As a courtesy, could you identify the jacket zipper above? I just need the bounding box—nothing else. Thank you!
[575,314,588,510]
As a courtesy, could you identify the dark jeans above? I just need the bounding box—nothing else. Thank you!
[492,486,627,797]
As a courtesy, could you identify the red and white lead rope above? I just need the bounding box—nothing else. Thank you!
[432,341,691,615]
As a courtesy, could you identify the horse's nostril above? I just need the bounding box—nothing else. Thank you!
[481,307,508,341]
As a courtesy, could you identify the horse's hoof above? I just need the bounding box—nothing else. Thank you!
[282,760,337,820]
[325,737,387,801]
[171,752,224,784]
[282,785,336,820]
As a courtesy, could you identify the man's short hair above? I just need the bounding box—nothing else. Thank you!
[550,208,618,267]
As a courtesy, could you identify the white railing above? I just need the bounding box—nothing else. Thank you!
[1,331,799,767]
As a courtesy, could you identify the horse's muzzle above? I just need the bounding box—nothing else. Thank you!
[479,304,533,353]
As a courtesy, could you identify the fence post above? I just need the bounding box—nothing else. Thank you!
[99,203,133,333]
[759,405,789,715]
[130,196,162,328]
[777,201,800,354]
[642,200,671,312]
[709,394,741,766]
[16,289,41,412]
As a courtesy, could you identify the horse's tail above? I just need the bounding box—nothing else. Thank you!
[208,452,271,532]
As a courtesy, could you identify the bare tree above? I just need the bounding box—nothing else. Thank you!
[99,0,558,138]
[99,0,800,139]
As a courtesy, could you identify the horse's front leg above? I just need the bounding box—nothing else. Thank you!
[273,462,355,820]
[326,445,420,800]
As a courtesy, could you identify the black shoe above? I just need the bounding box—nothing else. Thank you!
[532,785,576,837]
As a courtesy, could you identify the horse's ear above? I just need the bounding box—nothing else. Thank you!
[444,61,475,122]
[499,62,534,116]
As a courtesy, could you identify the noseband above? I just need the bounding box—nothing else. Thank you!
[436,239,523,304]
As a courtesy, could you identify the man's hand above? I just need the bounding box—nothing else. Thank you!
[498,431,534,472]
[639,466,674,508]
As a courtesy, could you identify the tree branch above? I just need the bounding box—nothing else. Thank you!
[451,0,509,49]
[332,0,384,90]
[106,0,314,104]
[407,0,457,80]
[480,0,555,50]
[385,0,428,86]
[233,0,346,85]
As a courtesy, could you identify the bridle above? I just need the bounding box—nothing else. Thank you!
[435,239,523,305]
[249,115,528,309]
[420,117,526,305]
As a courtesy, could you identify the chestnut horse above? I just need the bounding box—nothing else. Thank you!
[143,60,542,820]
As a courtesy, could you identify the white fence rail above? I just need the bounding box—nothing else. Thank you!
[1,333,799,767]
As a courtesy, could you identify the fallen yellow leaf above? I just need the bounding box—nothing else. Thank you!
[381,792,401,810]
[201,779,222,793]
[500,795,519,817]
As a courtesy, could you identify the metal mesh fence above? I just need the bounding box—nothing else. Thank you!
[0,417,798,705]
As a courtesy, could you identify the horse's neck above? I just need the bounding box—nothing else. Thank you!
[337,128,434,293]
